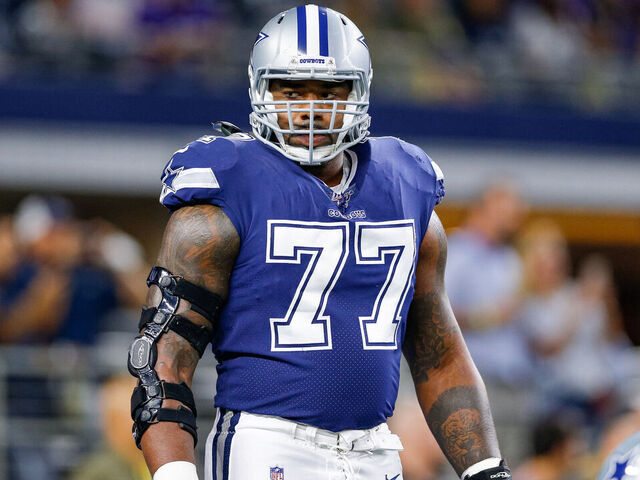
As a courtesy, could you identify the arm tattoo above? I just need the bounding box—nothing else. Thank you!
[426,386,497,474]
[158,204,240,299]
[156,330,200,382]
[403,214,453,383]
[404,292,454,383]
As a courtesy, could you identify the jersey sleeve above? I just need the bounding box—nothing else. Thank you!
[397,139,446,206]
[158,135,244,235]
[430,158,446,205]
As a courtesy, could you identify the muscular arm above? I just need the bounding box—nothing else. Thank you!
[403,212,501,476]
[139,204,240,475]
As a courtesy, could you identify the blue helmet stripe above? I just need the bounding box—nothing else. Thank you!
[318,6,329,56]
[297,6,307,54]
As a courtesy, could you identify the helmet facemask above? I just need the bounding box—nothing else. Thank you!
[249,66,371,165]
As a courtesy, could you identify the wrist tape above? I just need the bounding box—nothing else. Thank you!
[462,458,511,480]
[153,461,198,480]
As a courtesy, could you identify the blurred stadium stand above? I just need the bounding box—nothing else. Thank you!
[0,0,639,479]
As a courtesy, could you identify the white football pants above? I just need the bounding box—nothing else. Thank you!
[205,408,404,480]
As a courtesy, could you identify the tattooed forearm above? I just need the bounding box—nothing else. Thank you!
[403,292,454,383]
[426,386,498,475]
[154,330,200,384]
[157,204,240,297]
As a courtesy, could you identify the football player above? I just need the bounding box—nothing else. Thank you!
[127,4,512,480]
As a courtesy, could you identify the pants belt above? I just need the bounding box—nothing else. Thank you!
[292,423,403,452]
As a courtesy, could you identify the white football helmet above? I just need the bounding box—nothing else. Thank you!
[249,4,372,165]
[598,431,640,480]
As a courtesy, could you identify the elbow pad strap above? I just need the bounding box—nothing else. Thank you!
[132,406,197,449]
[138,307,214,357]
[131,381,197,417]
[147,266,224,325]
[130,380,198,449]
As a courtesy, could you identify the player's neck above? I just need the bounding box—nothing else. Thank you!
[300,152,345,188]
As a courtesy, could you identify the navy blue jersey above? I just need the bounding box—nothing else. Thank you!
[160,133,445,432]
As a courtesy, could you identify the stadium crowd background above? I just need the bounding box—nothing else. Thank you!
[1,0,640,109]
[0,1,639,479]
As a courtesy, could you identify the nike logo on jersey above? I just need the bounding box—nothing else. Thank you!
[385,475,400,480]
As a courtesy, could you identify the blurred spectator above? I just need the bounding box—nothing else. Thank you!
[576,254,625,344]
[69,374,151,480]
[516,220,626,431]
[83,218,148,309]
[512,414,583,480]
[445,181,530,385]
[508,0,589,90]
[133,0,233,89]
[0,196,148,480]
[453,0,511,45]
[0,215,20,290]
[72,0,142,72]
[0,195,132,345]
[373,0,483,104]
[12,0,87,73]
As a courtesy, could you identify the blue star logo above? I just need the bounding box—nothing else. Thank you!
[357,35,368,48]
[254,31,269,46]
[161,159,184,193]
[611,459,629,480]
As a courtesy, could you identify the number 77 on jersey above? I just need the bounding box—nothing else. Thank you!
[267,219,416,352]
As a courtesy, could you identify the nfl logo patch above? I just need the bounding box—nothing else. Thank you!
[270,466,284,480]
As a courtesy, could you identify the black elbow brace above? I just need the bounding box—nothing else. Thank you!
[127,266,224,449]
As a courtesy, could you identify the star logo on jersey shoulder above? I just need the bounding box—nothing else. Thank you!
[161,159,184,194]
[611,459,629,480]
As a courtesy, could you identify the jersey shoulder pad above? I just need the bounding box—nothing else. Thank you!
[370,137,445,205]
[159,134,253,211]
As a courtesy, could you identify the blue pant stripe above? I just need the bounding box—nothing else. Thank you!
[297,6,307,53]
[211,408,227,480]
[318,6,329,56]
[222,411,241,480]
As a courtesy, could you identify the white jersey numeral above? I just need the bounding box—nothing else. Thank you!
[266,220,416,351]
[355,221,416,350]
[267,221,349,351]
